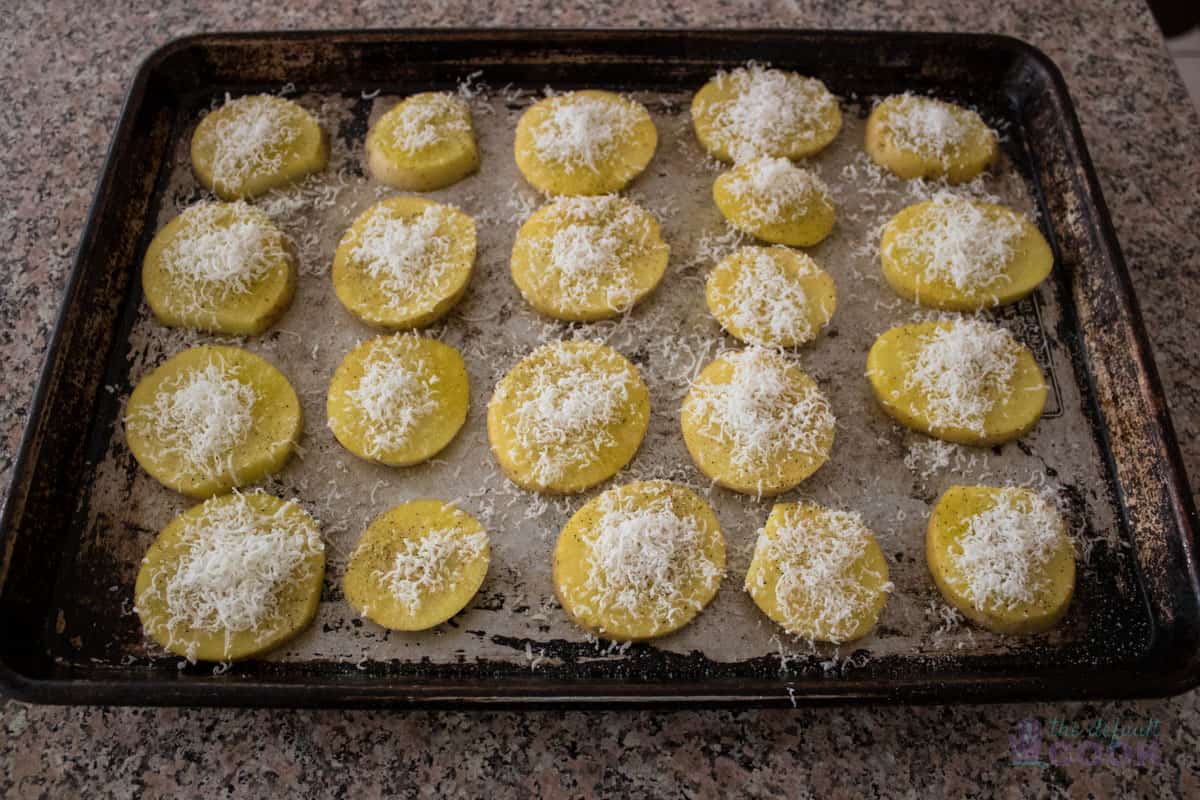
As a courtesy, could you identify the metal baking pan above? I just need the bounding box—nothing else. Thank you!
[1,29,1197,707]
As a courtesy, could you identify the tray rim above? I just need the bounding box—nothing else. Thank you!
[2,26,1197,708]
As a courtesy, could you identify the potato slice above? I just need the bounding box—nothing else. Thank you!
[510,195,669,321]
[191,94,328,200]
[681,347,834,496]
[366,92,480,191]
[343,500,490,631]
[866,319,1047,446]
[691,65,841,162]
[124,345,302,498]
[865,94,997,183]
[134,492,325,661]
[487,340,649,494]
[927,485,1074,634]
[712,157,835,246]
[332,196,476,329]
[553,480,725,641]
[881,196,1053,310]
[514,90,657,195]
[141,202,296,335]
[326,334,469,467]
[745,502,891,643]
[706,246,836,347]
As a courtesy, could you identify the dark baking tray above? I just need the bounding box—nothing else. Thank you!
[2,29,1197,707]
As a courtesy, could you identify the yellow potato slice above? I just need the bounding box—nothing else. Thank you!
[366,92,480,191]
[553,480,725,641]
[326,334,469,467]
[514,90,657,196]
[510,195,669,321]
[881,196,1053,310]
[134,492,325,661]
[124,345,302,498]
[745,502,891,643]
[865,94,997,183]
[343,500,490,631]
[141,202,296,335]
[712,157,836,246]
[681,347,835,496]
[691,65,842,162]
[332,196,476,329]
[705,246,836,347]
[866,320,1047,446]
[191,94,328,200]
[927,485,1074,634]
[487,340,650,494]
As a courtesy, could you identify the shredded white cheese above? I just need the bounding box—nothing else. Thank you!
[375,526,488,614]
[202,95,301,194]
[903,319,1020,434]
[712,248,820,345]
[703,64,837,162]
[950,489,1066,610]
[723,156,830,226]
[530,93,639,172]
[390,93,471,154]
[343,340,439,458]
[882,93,992,163]
[349,204,453,309]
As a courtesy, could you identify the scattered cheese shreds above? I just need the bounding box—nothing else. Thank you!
[204,95,300,193]
[351,204,452,309]
[531,94,639,172]
[724,156,829,226]
[343,341,439,458]
[904,319,1019,434]
[391,93,470,154]
[375,526,488,614]
[883,93,992,163]
[951,489,1066,611]
[717,249,817,345]
[706,64,836,161]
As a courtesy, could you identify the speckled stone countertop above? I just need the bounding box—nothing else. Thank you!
[2,1,1198,797]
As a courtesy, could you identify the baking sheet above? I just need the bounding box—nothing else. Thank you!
[57,77,1132,678]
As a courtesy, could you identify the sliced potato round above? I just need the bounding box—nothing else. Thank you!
[191,94,328,200]
[866,319,1047,446]
[712,156,835,246]
[514,90,657,196]
[366,92,479,191]
[142,202,296,335]
[865,94,997,183]
[510,195,669,321]
[705,245,836,347]
[487,340,649,494]
[691,65,842,162]
[745,502,891,643]
[332,196,476,329]
[326,334,469,466]
[927,485,1074,634]
[343,500,490,631]
[553,480,725,641]
[681,347,835,496]
[124,345,302,498]
[134,492,325,661]
[881,196,1053,310]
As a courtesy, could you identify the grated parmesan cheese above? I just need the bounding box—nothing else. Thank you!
[713,248,819,345]
[704,64,837,162]
[904,319,1020,434]
[342,342,439,458]
[723,156,830,226]
[950,489,1066,610]
[881,94,992,163]
[202,95,300,194]
[350,204,452,309]
[530,93,639,172]
[374,526,489,614]
[390,93,471,154]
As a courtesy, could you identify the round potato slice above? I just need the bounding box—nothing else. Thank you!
[745,502,891,643]
[343,500,490,631]
[487,340,650,494]
[191,94,328,200]
[865,94,997,183]
[553,480,725,641]
[510,195,670,321]
[880,195,1054,311]
[124,345,302,498]
[927,485,1074,634]
[141,202,296,335]
[366,92,480,191]
[134,492,325,662]
[514,90,657,196]
[712,156,836,246]
[866,319,1047,446]
[326,334,469,467]
[691,65,842,162]
[681,347,835,496]
[332,196,476,329]
[705,246,836,347]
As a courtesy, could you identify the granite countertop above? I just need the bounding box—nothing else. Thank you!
[2,1,1198,796]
